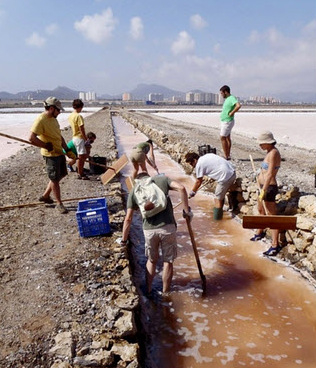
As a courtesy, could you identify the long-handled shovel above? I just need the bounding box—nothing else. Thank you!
[0,192,130,211]
[242,155,297,230]
[0,132,108,170]
[185,217,206,293]
[173,179,212,210]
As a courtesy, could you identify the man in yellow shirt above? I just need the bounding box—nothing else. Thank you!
[29,97,76,214]
[68,99,89,180]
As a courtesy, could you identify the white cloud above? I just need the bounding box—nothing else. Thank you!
[171,31,195,55]
[144,20,316,95]
[248,27,285,48]
[45,23,58,35]
[74,8,118,44]
[129,17,144,40]
[302,19,316,35]
[25,32,46,48]
[190,14,208,30]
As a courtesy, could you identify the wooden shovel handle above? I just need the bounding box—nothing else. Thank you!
[185,217,206,290]
[249,154,268,214]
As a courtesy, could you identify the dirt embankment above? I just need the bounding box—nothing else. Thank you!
[0,109,139,367]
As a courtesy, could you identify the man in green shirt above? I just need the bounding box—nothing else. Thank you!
[219,85,241,161]
[121,173,192,296]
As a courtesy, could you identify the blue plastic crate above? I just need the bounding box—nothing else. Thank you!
[76,198,111,237]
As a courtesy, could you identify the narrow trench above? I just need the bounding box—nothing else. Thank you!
[112,115,316,368]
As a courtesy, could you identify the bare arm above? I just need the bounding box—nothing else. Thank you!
[229,102,241,117]
[148,143,155,164]
[121,208,134,242]
[61,136,68,152]
[29,132,53,151]
[169,180,190,213]
[79,125,88,141]
[191,177,203,193]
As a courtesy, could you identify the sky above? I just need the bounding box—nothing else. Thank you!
[0,0,315,98]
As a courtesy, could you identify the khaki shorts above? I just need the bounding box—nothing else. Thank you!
[215,172,236,200]
[130,149,146,164]
[143,224,177,263]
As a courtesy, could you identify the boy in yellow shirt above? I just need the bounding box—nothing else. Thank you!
[68,99,89,180]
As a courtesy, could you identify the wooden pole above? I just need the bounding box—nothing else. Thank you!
[185,217,206,292]
[0,192,129,211]
[0,132,33,145]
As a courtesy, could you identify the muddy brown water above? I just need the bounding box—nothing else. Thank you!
[112,115,316,368]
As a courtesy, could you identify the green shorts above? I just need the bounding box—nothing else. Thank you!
[144,224,177,263]
[130,149,146,164]
[45,155,67,182]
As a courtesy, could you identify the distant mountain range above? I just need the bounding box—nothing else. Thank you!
[0,84,315,104]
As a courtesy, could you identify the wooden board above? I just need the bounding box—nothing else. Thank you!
[100,154,129,185]
[242,215,297,230]
[125,176,134,192]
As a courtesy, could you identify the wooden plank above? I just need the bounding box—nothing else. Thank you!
[125,176,134,192]
[242,215,297,230]
[100,154,129,185]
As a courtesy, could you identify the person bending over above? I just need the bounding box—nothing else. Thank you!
[130,139,158,179]
[185,151,236,220]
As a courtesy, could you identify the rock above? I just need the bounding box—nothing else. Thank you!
[49,332,75,359]
[111,341,139,362]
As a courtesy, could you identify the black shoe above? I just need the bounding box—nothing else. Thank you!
[250,232,266,241]
[263,245,281,257]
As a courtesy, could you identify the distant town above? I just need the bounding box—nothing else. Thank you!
[0,84,315,106]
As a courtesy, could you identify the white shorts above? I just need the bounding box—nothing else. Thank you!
[220,120,235,137]
[215,172,236,200]
[73,137,87,155]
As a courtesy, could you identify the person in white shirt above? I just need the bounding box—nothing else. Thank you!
[185,152,236,219]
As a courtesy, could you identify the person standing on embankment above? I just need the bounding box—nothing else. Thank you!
[219,85,241,160]
[29,97,76,214]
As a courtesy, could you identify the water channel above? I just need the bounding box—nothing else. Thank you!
[112,115,316,368]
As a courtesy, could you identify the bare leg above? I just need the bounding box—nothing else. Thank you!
[77,154,86,177]
[214,198,224,209]
[42,180,62,204]
[162,262,173,293]
[220,135,231,159]
[132,162,139,179]
[146,259,157,294]
[264,201,279,246]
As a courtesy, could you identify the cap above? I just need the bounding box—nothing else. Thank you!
[44,97,64,111]
[257,131,276,145]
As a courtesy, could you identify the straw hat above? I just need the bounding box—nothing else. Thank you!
[257,131,276,145]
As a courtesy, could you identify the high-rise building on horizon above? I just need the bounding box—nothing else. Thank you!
[148,93,164,102]
[79,91,97,101]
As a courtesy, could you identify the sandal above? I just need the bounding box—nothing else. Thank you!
[39,196,54,204]
[77,174,90,180]
[263,245,281,257]
[250,232,266,241]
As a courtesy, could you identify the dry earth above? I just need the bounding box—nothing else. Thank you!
[0,107,315,367]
